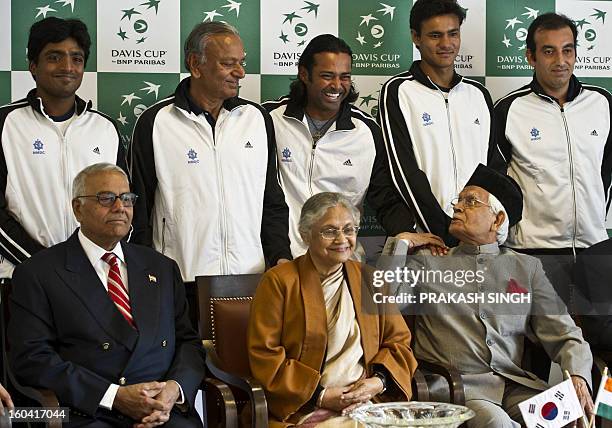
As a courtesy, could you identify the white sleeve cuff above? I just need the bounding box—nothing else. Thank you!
[169,380,185,405]
[99,384,120,410]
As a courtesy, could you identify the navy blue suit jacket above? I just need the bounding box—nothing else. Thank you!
[8,231,205,417]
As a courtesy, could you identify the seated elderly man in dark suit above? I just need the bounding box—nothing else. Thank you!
[8,163,205,427]
[396,164,594,428]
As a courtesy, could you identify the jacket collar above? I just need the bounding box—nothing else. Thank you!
[455,241,500,255]
[282,97,355,131]
[409,60,463,91]
[173,77,244,115]
[530,73,582,104]
[26,88,90,117]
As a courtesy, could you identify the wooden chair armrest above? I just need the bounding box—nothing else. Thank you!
[202,377,238,428]
[411,368,429,402]
[203,340,268,427]
[23,387,61,428]
[417,359,465,405]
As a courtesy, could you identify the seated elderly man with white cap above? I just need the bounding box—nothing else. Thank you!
[398,164,594,427]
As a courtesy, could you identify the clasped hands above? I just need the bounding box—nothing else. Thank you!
[319,376,384,416]
[395,232,448,256]
[113,380,181,428]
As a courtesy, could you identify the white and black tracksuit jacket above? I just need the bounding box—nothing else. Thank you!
[0,89,126,278]
[130,77,291,281]
[493,75,612,250]
[263,97,381,257]
[369,61,496,245]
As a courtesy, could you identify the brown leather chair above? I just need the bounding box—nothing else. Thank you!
[196,273,267,428]
[196,273,433,427]
[0,279,61,428]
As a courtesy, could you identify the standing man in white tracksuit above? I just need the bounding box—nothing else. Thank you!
[0,17,126,280]
[264,34,396,259]
[368,0,498,248]
[493,13,612,305]
[130,22,291,296]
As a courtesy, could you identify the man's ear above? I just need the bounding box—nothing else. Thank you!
[526,48,536,67]
[492,211,506,231]
[29,61,37,81]
[72,199,83,223]
[298,66,309,84]
[187,54,202,78]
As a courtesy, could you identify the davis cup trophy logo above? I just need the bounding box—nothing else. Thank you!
[500,7,539,53]
[556,0,612,76]
[575,9,606,52]
[486,0,550,76]
[98,0,179,72]
[354,3,396,51]
[340,0,408,76]
[115,0,161,46]
[277,1,320,50]
[572,8,610,74]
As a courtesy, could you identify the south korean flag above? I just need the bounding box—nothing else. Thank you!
[519,379,584,428]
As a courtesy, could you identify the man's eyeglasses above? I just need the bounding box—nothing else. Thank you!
[450,196,491,209]
[75,192,138,207]
[319,226,360,240]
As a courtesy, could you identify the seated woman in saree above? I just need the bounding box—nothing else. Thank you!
[247,192,418,427]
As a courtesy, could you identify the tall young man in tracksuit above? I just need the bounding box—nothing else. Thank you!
[368,0,497,247]
[130,22,291,287]
[264,34,396,258]
[0,17,126,280]
[493,13,612,305]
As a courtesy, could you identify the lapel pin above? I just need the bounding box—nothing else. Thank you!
[148,274,157,283]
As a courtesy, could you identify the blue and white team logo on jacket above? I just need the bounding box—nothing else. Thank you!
[187,148,199,164]
[530,127,541,141]
[422,112,433,126]
[281,147,292,163]
[32,139,45,155]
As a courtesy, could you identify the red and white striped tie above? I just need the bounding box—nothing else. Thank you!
[102,252,136,329]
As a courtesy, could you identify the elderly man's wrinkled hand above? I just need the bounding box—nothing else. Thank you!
[395,232,448,256]
[133,409,171,428]
[338,377,384,415]
[114,382,169,421]
[570,376,593,427]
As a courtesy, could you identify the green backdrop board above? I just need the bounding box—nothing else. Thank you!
[2,0,612,235]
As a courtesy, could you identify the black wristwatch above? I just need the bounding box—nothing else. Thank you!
[372,370,387,394]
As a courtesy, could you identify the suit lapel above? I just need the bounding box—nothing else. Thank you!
[60,233,138,350]
[122,242,161,359]
[298,254,327,371]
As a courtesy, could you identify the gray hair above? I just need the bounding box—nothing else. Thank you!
[183,21,240,70]
[72,163,128,200]
[488,193,510,245]
[298,192,360,240]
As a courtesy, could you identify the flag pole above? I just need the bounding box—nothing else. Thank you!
[564,370,591,428]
